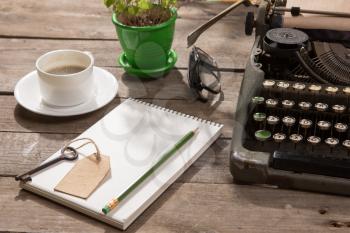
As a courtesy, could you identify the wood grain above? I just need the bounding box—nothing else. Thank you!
[0,1,251,39]
[0,132,232,184]
[2,177,350,233]
[0,18,252,71]
[0,97,237,138]
[0,61,243,97]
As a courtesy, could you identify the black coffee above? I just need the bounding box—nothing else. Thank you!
[46,65,86,75]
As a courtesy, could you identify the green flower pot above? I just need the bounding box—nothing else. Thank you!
[112,8,177,78]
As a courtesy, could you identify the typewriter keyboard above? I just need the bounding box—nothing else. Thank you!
[244,80,350,178]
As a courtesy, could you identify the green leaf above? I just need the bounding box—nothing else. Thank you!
[138,0,150,10]
[128,6,138,15]
[115,1,127,14]
[104,0,116,8]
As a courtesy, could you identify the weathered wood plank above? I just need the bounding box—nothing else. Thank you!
[0,0,251,39]
[0,61,243,97]
[0,97,237,138]
[0,132,232,184]
[0,17,252,70]
[1,177,350,233]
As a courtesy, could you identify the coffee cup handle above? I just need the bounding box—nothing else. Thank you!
[83,51,94,64]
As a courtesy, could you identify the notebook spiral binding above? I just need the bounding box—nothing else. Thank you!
[129,98,223,128]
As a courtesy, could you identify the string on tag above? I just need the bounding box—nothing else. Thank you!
[62,138,101,161]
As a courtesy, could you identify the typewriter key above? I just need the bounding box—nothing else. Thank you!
[317,121,331,131]
[308,136,321,151]
[325,86,338,94]
[299,119,312,129]
[266,99,278,108]
[307,136,321,145]
[325,137,339,153]
[255,130,271,142]
[342,140,350,155]
[263,80,275,89]
[267,116,279,132]
[282,116,296,127]
[332,104,346,114]
[273,133,286,143]
[267,116,279,125]
[277,81,290,89]
[298,101,312,111]
[253,113,266,122]
[315,103,328,112]
[334,123,348,133]
[308,84,322,93]
[290,134,303,142]
[282,100,295,109]
[292,83,306,91]
[343,87,350,95]
[251,96,265,105]
[290,134,303,148]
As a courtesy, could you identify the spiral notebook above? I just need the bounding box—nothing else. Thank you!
[20,98,223,230]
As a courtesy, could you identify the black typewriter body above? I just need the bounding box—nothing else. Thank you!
[230,0,350,195]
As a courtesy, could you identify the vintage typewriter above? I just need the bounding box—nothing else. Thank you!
[230,0,350,195]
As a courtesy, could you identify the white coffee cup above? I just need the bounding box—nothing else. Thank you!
[36,49,95,107]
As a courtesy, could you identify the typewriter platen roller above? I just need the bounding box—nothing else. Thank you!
[230,0,350,195]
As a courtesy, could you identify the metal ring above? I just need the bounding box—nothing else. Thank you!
[61,146,79,161]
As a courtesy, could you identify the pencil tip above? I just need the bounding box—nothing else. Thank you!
[193,127,200,134]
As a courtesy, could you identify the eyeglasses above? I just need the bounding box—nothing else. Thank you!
[188,46,221,102]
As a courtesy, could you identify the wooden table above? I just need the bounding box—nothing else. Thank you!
[1,1,350,232]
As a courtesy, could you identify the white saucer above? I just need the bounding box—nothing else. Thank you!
[14,66,118,117]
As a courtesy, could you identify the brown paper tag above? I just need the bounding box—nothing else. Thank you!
[54,154,110,199]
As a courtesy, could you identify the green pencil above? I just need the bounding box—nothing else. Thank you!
[102,128,199,214]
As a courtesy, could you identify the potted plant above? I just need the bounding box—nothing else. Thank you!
[104,0,178,78]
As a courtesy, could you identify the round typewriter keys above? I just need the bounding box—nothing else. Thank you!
[266,99,278,108]
[252,96,265,105]
[273,133,286,148]
[325,137,339,153]
[325,86,338,95]
[332,104,346,114]
[283,116,296,135]
[290,134,303,149]
[307,136,321,151]
[283,116,296,127]
[307,136,321,145]
[343,87,350,95]
[252,97,265,112]
[298,101,312,111]
[277,81,290,89]
[334,123,348,133]
[292,83,306,91]
[273,133,286,143]
[282,100,295,109]
[317,121,331,131]
[315,103,328,112]
[253,113,266,122]
[300,119,312,129]
[255,130,271,146]
[343,140,350,155]
[267,116,279,125]
[263,80,275,89]
[267,115,279,132]
[308,84,322,93]
[299,119,312,137]
[343,87,350,109]
[253,112,266,130]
